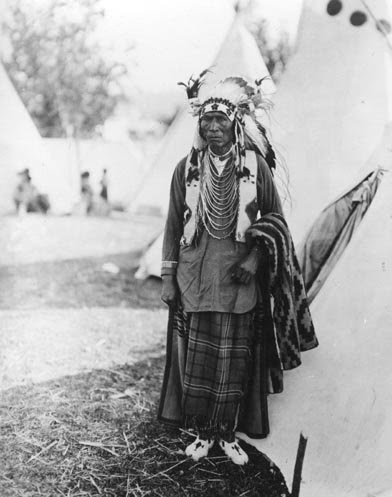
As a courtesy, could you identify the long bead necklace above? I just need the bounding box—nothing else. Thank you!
[199,149,239,238]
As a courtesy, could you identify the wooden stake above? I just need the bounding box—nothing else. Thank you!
[291,433,308,497]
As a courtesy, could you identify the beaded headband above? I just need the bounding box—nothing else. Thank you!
[199,98,237,122]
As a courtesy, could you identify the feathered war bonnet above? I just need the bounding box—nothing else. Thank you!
[178,70,276,173]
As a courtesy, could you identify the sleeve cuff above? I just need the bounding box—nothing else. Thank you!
[161,261,178,277]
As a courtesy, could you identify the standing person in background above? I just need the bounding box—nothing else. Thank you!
[158,74,318,465]
[80,171,94,214]
[100,168,109,202]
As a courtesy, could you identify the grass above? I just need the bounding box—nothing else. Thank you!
[0,357,289,497]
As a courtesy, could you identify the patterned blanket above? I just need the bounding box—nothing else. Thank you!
[247,213,318,370]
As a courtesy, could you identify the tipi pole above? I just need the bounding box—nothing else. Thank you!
[291,433,308,497]
[360,0,392,51]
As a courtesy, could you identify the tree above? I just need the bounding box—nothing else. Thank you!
[2,0,129,138]
[248,19,291,83]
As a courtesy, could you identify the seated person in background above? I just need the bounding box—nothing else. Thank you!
[13,168,50,215]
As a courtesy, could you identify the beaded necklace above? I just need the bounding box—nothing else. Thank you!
[199,147,239,239]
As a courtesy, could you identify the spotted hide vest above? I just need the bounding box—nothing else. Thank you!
[181,150,258,245]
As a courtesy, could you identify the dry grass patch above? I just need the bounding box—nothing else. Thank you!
[0,357,289,497]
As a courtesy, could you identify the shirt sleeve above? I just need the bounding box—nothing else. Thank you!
[161,158,186,277]
[256,155,284,216]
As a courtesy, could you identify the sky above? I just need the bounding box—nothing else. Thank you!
[100,0,304,93]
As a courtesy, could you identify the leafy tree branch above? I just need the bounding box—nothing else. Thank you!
[2,0,131,138]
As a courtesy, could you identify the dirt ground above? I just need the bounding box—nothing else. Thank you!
[0,214,163,266]
[0,214,165,389]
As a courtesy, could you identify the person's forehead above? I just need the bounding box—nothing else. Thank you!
[200,111,230,120]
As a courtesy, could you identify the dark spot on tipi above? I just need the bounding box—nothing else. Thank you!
[376,18,392,34]
[350,11,367,26]
[326,0,343,16]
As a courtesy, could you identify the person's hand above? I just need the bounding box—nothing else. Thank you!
[231,248,261,285]
[161,275,179,307]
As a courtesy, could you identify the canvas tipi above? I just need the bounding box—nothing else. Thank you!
[0,62,81,214]
[0,62,50,214]
[243,3,392,493]
[242,3,392,493]
[244,123,392,497]
[134,13,275,278]
[268,0,392,243]
[43,138,143,210]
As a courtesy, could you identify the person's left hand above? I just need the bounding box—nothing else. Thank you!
[231,248,260,285]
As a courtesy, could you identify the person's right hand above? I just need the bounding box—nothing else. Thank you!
[161,275,179,307]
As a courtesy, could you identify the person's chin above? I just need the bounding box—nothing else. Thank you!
[208,138,222,147]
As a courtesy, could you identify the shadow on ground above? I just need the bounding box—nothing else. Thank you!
[0,356,289,497]
[0,251,164,310]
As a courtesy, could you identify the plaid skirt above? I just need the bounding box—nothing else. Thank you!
[181,311,254,437]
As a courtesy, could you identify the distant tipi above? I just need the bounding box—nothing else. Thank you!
[0,62,50,214]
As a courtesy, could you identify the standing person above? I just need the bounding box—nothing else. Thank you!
[100,168,109,202]
[80,171,94,214]
[158,75,318,465]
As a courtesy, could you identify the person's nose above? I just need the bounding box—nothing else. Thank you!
[209,118,219,131]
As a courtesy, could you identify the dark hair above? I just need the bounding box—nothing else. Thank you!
[18,168,32,181]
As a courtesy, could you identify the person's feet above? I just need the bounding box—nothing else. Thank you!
[185,436,214,461]
[219,438,249,465]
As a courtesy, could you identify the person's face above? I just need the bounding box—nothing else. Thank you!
[199,111,234,153]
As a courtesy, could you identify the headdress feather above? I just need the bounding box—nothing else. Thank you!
[177,68,210,99]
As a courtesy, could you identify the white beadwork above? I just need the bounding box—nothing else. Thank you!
[199,149,239,239]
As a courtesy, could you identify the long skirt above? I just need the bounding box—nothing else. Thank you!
[182,311,254,439]
[158,304,272,439]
